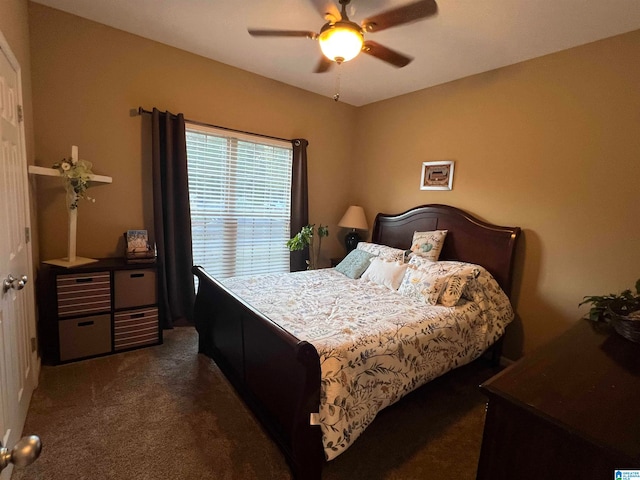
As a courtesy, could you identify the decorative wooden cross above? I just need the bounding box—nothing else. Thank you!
[28,145,112,268]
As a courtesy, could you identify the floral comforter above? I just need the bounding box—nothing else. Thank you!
[221,267,513,460]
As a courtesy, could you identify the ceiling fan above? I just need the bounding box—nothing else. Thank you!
[248,0,438,73]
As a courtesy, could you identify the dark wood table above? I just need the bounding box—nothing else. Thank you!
[477,319,640,479]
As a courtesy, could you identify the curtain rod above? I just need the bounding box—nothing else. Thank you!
[137,107,292,143]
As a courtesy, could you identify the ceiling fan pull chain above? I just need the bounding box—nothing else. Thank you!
[333,64,342,102]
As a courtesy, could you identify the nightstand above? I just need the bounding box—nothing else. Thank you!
[330,257,344,267]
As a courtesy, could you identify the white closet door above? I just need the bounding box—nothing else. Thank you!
[0,32,38,480]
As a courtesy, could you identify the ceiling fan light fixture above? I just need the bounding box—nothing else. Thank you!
[318,22,364,63]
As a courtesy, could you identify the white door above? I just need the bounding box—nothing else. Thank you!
[0,33,38,480]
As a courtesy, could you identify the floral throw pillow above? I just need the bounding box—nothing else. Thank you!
[437,262,481,306]
[398,264,448,305]
[335,249,375,279]
[398,258,480,306]
[406,254,435,269]
[356,242,406,262]
[409,230,447,262]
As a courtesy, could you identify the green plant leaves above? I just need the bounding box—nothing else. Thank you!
[286,224,329,269]
[580,279,640,322]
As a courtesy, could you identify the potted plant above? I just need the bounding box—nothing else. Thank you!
[580,279,640,342]
[287,224,329,270]
[580,279,640,322]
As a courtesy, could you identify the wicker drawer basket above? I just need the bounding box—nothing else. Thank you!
[56,271,111,317]
[608,307,640,343]
[113,307,159,351]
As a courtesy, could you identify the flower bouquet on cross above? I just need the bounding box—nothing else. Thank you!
[52,152,95,209]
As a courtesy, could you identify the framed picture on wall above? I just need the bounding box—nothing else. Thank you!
[420,161,455,191]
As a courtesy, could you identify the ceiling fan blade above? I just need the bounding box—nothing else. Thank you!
[362,41,413,68]
[362,0,438,32]
[248,29,318,39]
[314,56,334,73]
[308,0,342,22]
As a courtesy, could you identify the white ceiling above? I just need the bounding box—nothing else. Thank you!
[32,0,640,106]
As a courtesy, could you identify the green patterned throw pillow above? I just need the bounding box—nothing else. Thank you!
[335,249,375,279]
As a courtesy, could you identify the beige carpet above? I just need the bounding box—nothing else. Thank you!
[12,327,499,480]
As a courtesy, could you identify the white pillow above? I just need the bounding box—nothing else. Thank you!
[409,230,447,262]
[360,257,408,291]
[356,242,406,262]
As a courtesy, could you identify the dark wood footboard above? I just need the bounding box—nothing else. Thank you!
[192,266,324,480]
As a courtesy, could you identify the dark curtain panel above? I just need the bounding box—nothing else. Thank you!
[151,108,195,328]
[290,138,309,272]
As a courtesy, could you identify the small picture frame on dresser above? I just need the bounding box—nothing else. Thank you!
[124,231,155,264]
[126,230,148,252]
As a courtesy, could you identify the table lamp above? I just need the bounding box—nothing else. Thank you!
[338,205,368,252]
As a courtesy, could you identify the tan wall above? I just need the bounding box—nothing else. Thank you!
[354,30,640,358]
[28,3,356,265]
[27,2,640,358]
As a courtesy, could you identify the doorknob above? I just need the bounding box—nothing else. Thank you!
[0,435,42,472]
[2,274,28,293]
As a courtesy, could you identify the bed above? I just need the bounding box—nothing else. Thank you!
[192,204,521,480]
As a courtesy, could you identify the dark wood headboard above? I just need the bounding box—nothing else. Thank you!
[372,204,521,296]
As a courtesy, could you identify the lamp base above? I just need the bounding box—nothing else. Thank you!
[345,230,361,253]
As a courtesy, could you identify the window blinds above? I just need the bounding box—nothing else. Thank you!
[186,124,293,279]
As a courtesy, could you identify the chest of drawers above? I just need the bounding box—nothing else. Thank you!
[476,320,640,479]
[38,258,163,364]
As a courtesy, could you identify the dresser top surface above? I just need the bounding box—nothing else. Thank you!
[41,257,157,274]
[482,319,640,461]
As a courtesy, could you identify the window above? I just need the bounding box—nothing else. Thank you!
[186,123,293,279]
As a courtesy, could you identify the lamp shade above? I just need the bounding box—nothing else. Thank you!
[338,206,368,230]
